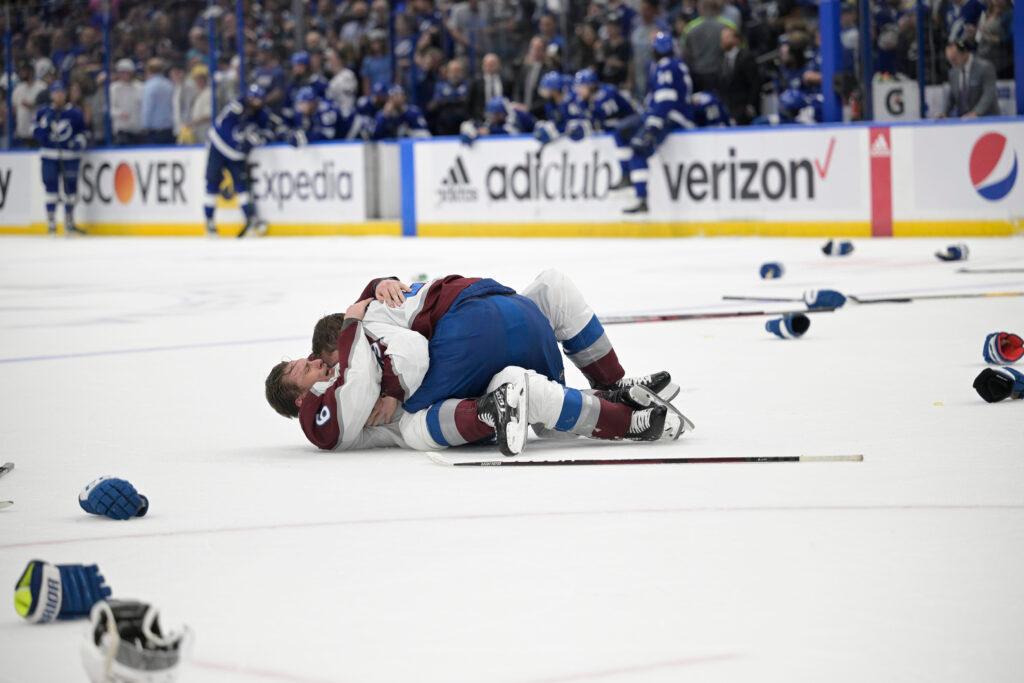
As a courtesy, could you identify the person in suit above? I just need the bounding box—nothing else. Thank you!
[515,37,549,119]
[944,37,1001,118]
[717,26,760,125]
[469,53,513,120]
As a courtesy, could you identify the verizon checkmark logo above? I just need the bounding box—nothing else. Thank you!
[814,137,837,179]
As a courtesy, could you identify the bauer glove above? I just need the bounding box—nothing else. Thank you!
[14,560,112,623]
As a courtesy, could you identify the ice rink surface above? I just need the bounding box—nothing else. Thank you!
[1,235,1023,683]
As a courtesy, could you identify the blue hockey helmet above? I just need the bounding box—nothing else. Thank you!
[387,84,405,98]
[371,81,391,98]
[295,86,318,104]
[485,96,507,116]
[291,51,310,67]
[652,31,674,56]
[573,68,599,88]
[48,80,67,93]
[778,88,808,115]
[539,70,563,93]
[245,83,268,102]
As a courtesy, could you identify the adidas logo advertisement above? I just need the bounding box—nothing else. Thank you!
[437,156,477,203]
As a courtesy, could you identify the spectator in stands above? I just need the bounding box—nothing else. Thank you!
[410,0,446,52]
[448,0,490,62]
[253,41,287,111]
[537,13,565,53]
[630,0,669,97]
[189,65,213,144]
[141,58,175,144]
[717,26,760,124]
[976,0,1014,79]
[326,48,359,113]
[515,36,548,118]
[411,46,443,108]
[470,53,512,120]
[170,65,197,142]
[372,85,431,139]
[777,30,822,95]
[945,37,1001,118]
[429,58,472,135]
[109,59,142,146]
[12,63,46,147]
[682,0,734,94]
[944,0,986,43]
[597,16,632,91]
[339,1,371,45]
[361,30,393,95]
[187,26,208,65]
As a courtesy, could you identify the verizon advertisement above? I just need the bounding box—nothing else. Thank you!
[414,128,868,224]
[891,120,1024,222]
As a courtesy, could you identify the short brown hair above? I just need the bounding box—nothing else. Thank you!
[311,313,346,358]
[265,360,301,418]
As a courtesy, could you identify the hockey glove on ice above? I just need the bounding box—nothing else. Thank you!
[935,243,969,262]
[982,332,1023,364]
[765,313,811,339]
[803,289,846,310]
[14,560,112,623]
[822,239,854,256]
[973,367,1024,403]
[79,477,149,520]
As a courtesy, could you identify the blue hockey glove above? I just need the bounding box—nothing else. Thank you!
[935,243,969,262]
[822,239,854,256]
[759,262,784,279]
[459,120,479,147]
[629,127,657,157]
[803,289,846,310]
[79,477,149,520]
[765,313,810,339]
[14,560,112,623]
[533,121,557,147]
[973,367,1024,403]
[983,332,1023,364]
[288,129,308,148]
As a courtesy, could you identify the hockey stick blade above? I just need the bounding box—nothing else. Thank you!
[0,462,13,478]
[433,454,864,467]
[0,500,12,509]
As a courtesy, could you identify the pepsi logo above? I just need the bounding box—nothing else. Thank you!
[969,132,1017,201]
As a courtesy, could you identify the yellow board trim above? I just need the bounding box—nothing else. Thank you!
[0,221,402,237]
[891,220,1022,237]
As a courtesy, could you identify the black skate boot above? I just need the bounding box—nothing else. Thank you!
[600,371,679,402]
[609,175,632,192]
[626,405,668,441]
[65,223,86,236]
[623,198,648,214]
[476,373,530,456]
[596,385,652,410]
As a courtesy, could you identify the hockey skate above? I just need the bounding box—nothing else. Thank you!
[609,175,632,192]
[633,385,694,440]
[476,372,530,457]
[65,223,86,236]
[599,371,679,402]
[622,198,648,214]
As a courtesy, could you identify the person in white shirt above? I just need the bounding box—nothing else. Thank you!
[325,48,358,114]
[109,59,142,145]
[12,63,46,146]
[188,65,213,143]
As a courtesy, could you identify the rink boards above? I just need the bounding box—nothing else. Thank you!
[0,118,1021,237]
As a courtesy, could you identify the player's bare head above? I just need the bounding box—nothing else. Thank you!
[266,358,332,418]
[311,313,346,361]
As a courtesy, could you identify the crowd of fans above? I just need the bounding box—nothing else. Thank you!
[0,0,1015,147]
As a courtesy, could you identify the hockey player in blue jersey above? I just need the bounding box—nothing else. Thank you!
[284,51,329,117]
[753,88,823,126]
[204,83,287,238]
[33,81,87,235]
[290,87,367,144]
[459,96,536,146]
[356,81,390,119]
[570,68,640,179]
[371,85,431,140]
[612,32,695,214]
[690,91,731,127]
[532,71,588,146]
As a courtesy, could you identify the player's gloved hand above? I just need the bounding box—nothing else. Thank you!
[459,120,478,147]
[567,120,591,142]
[79,477,149,520]
[983,332,1024,364]
[630,127,657,156]
[14,560,112,623]
[935,243,969,262]
[288,129,308,148]
[244,129,265,150]
[533,121,555,147]
[822,239,854,256]
[765,312,810,339]
[973,367,1024,403]
[803,289,846,310]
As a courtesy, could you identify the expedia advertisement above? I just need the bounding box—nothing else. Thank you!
[891,121,1024,221]
[249,143,365,224]
[414,128,868,224]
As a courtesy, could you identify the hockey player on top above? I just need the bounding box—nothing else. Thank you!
[610,31,696,215]
[265,271,690,455]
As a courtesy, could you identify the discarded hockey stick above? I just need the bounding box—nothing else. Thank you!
[426,452,863,467]
[849,291,1024,304]
[0,462,13,479]
[0,501,12,509]
[956,268,1024,274]
[599,307,836,325]
[722,295,801,303]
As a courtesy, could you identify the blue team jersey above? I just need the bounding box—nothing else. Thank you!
[486,106,536,136]
[644,57,695,129]
[208,100,286,160]
[545,91,586,134]
[286,75,330,111]
[292,101,366,141]
[356,96,382,119]
[690,92,731,127]
[431,80,470,104]
[588,85,638,130]
[372,106,430,140]
[253,66,287,104]
[33,104,87,158]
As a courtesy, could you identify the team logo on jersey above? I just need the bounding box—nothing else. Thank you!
[969,132,1017,201]
[316,406,331,427]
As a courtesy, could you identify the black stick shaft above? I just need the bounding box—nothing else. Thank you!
[852,291,1024,304]
[451,455,860,467]
[600,307,833,325]
[957,268,1024,274]
[722,295,801,303]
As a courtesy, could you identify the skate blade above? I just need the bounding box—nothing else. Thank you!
[502,371,530,457]
[635,387,694,440]
[657,382,680,403]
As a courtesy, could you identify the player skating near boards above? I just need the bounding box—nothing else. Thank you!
[266,270,691,455]
[34,81,87,236]
[610,32,696,215]
[204,83,287,238]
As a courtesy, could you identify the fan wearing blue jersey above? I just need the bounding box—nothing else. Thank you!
[611,32,696,215]
[204,83,287,238]
[290,87,367,144]
[34,81,87,235]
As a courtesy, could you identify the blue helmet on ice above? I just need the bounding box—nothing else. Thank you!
[485,96,507,116]
[295,86,318,104]
[245,83,267,102]
[573,68,599,87]
[539,70,564,93]
[291,50,310,67]
[652,31,674,56]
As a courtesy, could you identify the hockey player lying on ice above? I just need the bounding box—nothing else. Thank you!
[265,270,692,455]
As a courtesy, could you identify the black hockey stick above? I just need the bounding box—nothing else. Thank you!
[0,462,13,479]
[599,307,836,325]
[849,291,1024,304]
[722,295,801,303]
[956,268,1024,274]
[427,453,863,467]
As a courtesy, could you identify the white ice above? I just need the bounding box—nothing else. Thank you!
[1,236,1023,683]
